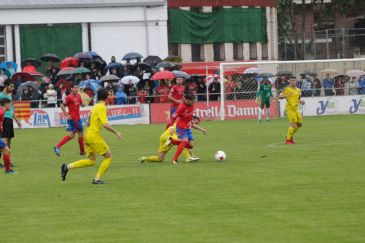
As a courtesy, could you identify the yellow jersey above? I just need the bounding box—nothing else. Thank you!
[85,101,108,137]
[159,123,178,153]
[282,86,301,111]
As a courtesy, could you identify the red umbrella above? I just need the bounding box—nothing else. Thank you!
[22,65,37,73]
[151,70,176,80]
[59,57,79,69]
[11,72,35,82]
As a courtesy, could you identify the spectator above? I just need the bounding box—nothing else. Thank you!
[323,73,334,96]
[79,88,92,106]
[46,61,59,82]
[115,85,127,105]
[208,77,221,101]
[348,76,359,95]
[301,77,313,97]
[21,87,32,101]
[105,81,116,93]
[334,77,345,96]
[126,80,137,104]
[106,90,116,105]
[225,75,236,100]
[83,85,94,105]
[156,80,169,103]
[196,77,207,101]
[138,88,147,104]
[46,84,57,107]
[110,56,116,64]
[312,75,321,96]
[358,76,365,94]
[0,69,8,79]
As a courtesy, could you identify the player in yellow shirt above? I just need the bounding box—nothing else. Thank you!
[278,77,305,144]
[60,88,122,184]
[139,116,207,163]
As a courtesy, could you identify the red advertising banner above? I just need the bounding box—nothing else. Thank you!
[151,100,278,124]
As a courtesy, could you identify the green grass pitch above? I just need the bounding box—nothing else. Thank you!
[2,115,365,242]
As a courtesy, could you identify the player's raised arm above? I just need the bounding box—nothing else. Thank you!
[60,99,69,119]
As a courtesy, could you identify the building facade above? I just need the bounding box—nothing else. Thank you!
[167,0,278,62]
[0,0,168,64]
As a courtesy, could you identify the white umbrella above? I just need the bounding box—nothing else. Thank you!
[244,67,263,74]
[346,70,365,78]
[120,75,140,85]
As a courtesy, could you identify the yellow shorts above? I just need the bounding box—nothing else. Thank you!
[287,109,303,124]
[158,133,178,153]
[84,135,110,156]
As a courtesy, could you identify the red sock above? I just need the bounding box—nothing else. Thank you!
[171,139,181,145]
[173,140,188,161]
[78,137,85,154]
[3,153,11,171]
[56,135,73,148]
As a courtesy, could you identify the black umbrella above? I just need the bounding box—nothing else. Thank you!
[74,52,93,60]
[122,52,143,61]
[144,55,162,66]
[21,58,41,67]
[276,70,293,76]
[136,62,151,71]
[105,62,123,70]
[40,53,61,62]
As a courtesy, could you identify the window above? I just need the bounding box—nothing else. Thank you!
[213,43,225,61]
[168,43,179,57]
[0,26,5,62]
[249,43,257,60]
[233,43,243,60]
[192,44,204,62]
[262,43,268,60]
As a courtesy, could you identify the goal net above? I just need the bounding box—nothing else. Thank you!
[214,58,365,121]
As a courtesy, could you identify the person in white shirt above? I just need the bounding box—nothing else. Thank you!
[45,84,57,107]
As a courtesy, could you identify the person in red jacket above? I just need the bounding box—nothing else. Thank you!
[168,77,185,116]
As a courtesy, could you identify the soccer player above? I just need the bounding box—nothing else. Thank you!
[139,116,206,163]
[60,88,122,184]
[0,98,17,174]
[53,83,85,156]
[0,79,22,169]
[168,77,186,116]
[256,78,273,122]
[167,93,195,164]
[278,77,305,144]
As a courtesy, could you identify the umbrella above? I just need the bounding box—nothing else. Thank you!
[86,51,101,58]
[100,74,120,82]
[300,70,317,76]
[151,70,176,80]
[59,57,79,69]
[105,62,123,70]
[244,67,264,74]
[0,68,11,78]
[144,55,162,66]
[136,62,151,71]
[22,65,37,73]
[57,67,76,76]
[11,72,35,82]
[74,52,93,60]
[73,67,91,75]
[120,75,140,85]
[346,70,365,78]
[21,58,41,67]
[156,61,174,69]
[0,61,17,71]
[334,74,350,82]
[276,70,293,76]
[172,70,191,79]
[320,69,339,79]
[122,52,143,61]
[17,81,39,96]
[42,77,51,83]
[28,71,44,77]
[79,80,102,92]
[256,73,274,78]
[41,53,61,62]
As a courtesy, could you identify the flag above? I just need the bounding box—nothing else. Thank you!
[14,101,31,120]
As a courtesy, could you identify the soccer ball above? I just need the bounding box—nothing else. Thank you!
[215,151,226,161]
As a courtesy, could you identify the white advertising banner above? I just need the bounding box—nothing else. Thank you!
[279,95,365,117]
[18,104,150,129]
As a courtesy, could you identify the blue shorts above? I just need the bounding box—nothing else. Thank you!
[176,127,193,141]
[0,139,7,149]
[170,107,177,116]
[66,120,84,133]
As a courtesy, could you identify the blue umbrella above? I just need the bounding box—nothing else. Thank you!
[74,52,93,59]
[122,52,143,61]
[0,67,11,78]
[87,51,101,58]
[79,79,102,92]
[0,61,18,73]
[105,62,123,70]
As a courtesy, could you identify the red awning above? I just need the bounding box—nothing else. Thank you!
[168,0,277,8]
[180,61,256,76]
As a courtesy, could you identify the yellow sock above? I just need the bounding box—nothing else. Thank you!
[293,127,300,135]
[286,127,295,140]
[68,159,96,169]
[96,157,112,180]
[183,149,191,159]
[145,156,162,162]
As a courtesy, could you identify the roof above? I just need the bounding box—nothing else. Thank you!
[0,0,166,9]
